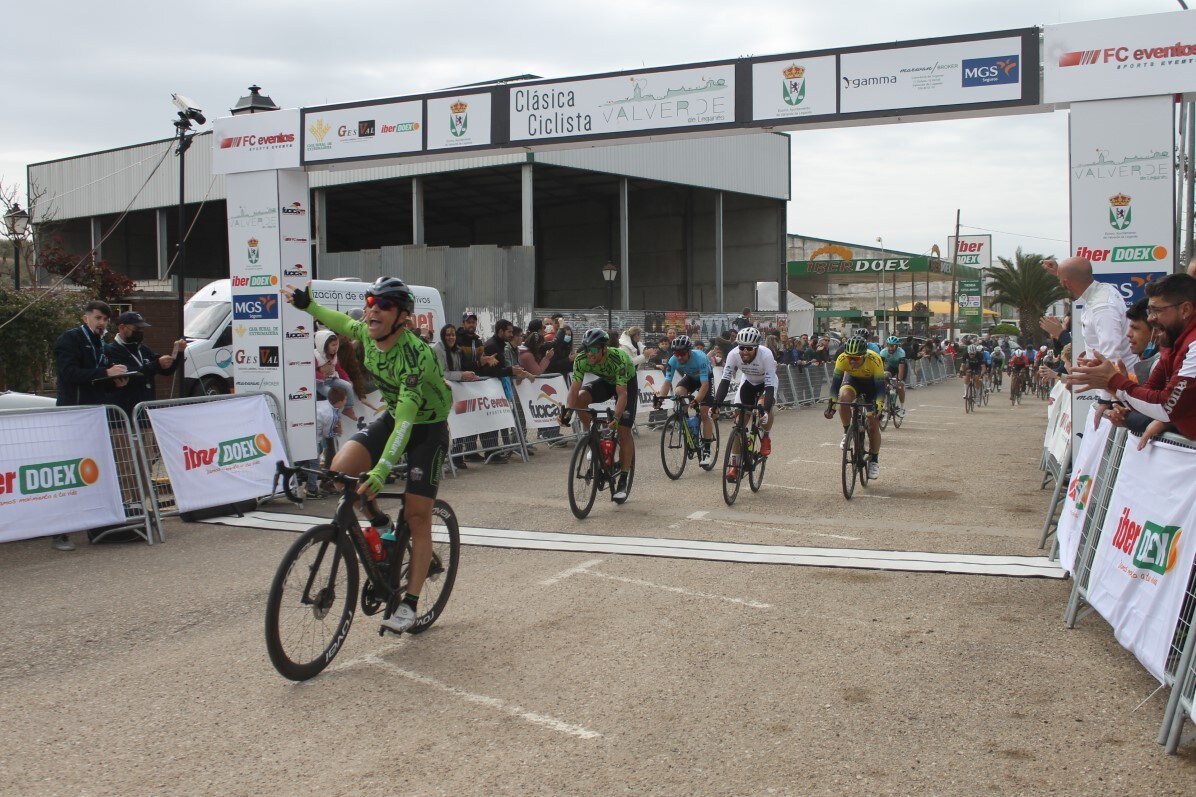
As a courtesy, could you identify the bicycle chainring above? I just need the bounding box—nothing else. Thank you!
[360,581,385,616]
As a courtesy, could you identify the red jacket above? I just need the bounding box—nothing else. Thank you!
[1108,315,1196,438]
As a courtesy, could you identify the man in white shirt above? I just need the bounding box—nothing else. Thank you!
[1053,257,1137,402]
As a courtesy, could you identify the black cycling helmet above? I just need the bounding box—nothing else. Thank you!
[581,328,610,351]
[843,336,867,357]
[365,276,415,315]
[670,334,693,352]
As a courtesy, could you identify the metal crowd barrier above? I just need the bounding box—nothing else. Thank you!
[131,392,289,536]
[0,404,155,544]
[1156,432,1196,753]
[1063,427,1127,629]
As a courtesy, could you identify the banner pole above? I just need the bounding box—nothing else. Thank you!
[949,208,960,343]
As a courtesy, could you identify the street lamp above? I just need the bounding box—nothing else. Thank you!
[875,236,885,338]
[4,203,29,291]
[601,261,618,332]
[171,93,207,337]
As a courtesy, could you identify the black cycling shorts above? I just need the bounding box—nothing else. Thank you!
[965,362,985,374]
[351,415,449,499]
[840,374,880,406]
[579,375,639,426]
[676,375,715,406]
[733,380,769,408]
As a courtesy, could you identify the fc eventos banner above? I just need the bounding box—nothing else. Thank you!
[0,407,125,541]
[448,379,520,439]
[148,395,288,514]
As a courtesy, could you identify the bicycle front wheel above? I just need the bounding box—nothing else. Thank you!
[568,439,600,519]
[879,398,891,430]
[660,414,688,480]
[748,430,767,493]
[265,524,359,681]
[892,400,904,429]
[722,428,746,506]
[404,500,461,634]
[841,427,856,500]
[699,415,721,472]
[856,426,870,488]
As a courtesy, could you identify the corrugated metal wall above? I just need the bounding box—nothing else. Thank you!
[319,245,534,332]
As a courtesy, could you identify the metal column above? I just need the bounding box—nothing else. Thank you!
[522,163,535,248]
[155,210,168,279]
[619,177,629,309]
[715,191,724,313]
[412,177,425,246]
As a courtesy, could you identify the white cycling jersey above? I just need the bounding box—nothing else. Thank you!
[719,345,778,388]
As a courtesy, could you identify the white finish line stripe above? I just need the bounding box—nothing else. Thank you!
[200,511,1065,578]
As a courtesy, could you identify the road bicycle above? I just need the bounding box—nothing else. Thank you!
[719,401,768,506]
[992,366,1003,392]
[964,376,977,413]
[567,407,636,519]
[264,463,460,681]
[1010,370,1024,405]
[877,377,904,430]
[981,373,991,406]
[837,400,876,500]
[658,393,721,480]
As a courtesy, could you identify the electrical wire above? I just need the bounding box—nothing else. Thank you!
[0,141,174,333]
[959,223,1069,244]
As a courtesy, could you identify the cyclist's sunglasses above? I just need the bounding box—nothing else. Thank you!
[364,295,397,311]
[581,345,605,354]
[738,345,757,353]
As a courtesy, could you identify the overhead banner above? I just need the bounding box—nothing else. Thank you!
[789,256,980,279]
[1085,438,1196,683]
[840,35,1026,114]
[1056,408,1114,574]
[448,378,518,438]
[211,109,301,174]
[427,93,493,150]
[947,235,993,271]
[508,64,736,144]
[1069,96,1174,303]
[148,396,288,514]
[957,279,983,334]
[752,56,838,122]
[0,407,125,542]
[302,100,422,163]
[1044,10,1196,104]
[514,374,569,430]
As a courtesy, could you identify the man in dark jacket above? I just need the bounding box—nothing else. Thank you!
[105,311,188,418]
[51,300,129,551]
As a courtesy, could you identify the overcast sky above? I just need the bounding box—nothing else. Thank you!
[1,0,1184,261]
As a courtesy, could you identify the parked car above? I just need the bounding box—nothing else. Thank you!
[0,391,56,410]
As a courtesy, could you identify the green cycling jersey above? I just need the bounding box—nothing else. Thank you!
[305,298,451,470]
[572,345,636,386]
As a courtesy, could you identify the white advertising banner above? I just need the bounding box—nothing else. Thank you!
[947,235,992,271]
[509,65,736,143]
[1043,380,1069,450]
[1068,96,1174,301]
[1044,11,1196,104]
[752,56,838,122]
[840,37,1024,114]
[636,369,673,415]
[427,94,492,150]
[1048,386,1074,465]
[303,101,422,162]
[514,374,569,429]
[212,109,301,174]
[148,396,288,514]
[1056,408,1114,574]
[1085,438,1196,683]
[448,379,518,438]
[0,407,125,541]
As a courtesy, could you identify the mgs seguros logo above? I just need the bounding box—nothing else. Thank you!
[961,56,1019,87]
[232,293,279,321]
[0,457,102,499]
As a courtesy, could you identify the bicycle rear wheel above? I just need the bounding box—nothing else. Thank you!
[660,414,688,480]
[748,429,767,493]
[892,399,904,429]
[403,500,461,634]
[699,415,721,472]
[265,524,359,681]
[568,439,600,519]
[878,397,891,430]
[840,426,856,500]
[722,427,746,506]
[856,425,870,488]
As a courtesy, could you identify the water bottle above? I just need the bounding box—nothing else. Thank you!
[686,415,700,438]
[599,434,615,467]
[363,520,387,561]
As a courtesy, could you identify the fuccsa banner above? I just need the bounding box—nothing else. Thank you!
[1086,438,1196,683]
[0,407,125,542]
[148,395,288,514]
[514,374,569,429]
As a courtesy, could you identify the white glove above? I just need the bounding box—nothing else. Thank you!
[759,412,769,426]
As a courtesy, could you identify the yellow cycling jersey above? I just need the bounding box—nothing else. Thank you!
[833,349,887,380]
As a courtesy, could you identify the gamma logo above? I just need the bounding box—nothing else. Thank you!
[961,56,1018,87]
[0,457,102,499]
[1111,506,1183,578]
[183,435,273,472]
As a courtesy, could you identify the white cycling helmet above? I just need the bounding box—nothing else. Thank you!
[736,327,763,346]
[1040,345,1048,352]
[967,344,978,355]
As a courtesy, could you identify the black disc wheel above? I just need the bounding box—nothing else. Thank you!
[748,431,767,493]
[841,429,857,500]
[404,500,461,634]
[265,524,359,681]
[568,439,600,519]
[722,428,746,506]
[660,414,688,480]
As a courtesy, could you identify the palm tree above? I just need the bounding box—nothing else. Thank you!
[986,248,1068,346]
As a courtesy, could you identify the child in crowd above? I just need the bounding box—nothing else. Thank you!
[298,386,347,499]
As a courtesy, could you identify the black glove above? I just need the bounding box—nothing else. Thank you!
[559,408,574,426]
[292,285,312,309]
[762,387,775,414]
[652,396,663,410]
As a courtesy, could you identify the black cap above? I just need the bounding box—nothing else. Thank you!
[116,311,150,328]
[462,311,477,322]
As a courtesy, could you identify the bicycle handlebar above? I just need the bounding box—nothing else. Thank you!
[275,462,390,528]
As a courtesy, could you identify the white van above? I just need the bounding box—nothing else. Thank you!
[183,278,447,395]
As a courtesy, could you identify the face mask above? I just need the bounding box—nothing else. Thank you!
[563,335,572,344]
[129,330,144,344]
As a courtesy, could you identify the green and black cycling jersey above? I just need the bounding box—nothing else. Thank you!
[572,345,636,386]
[304,298,451,462]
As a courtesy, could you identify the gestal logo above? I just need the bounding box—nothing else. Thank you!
[259,346,280,367]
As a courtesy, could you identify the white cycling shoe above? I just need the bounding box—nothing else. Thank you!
[381,603,416,634]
